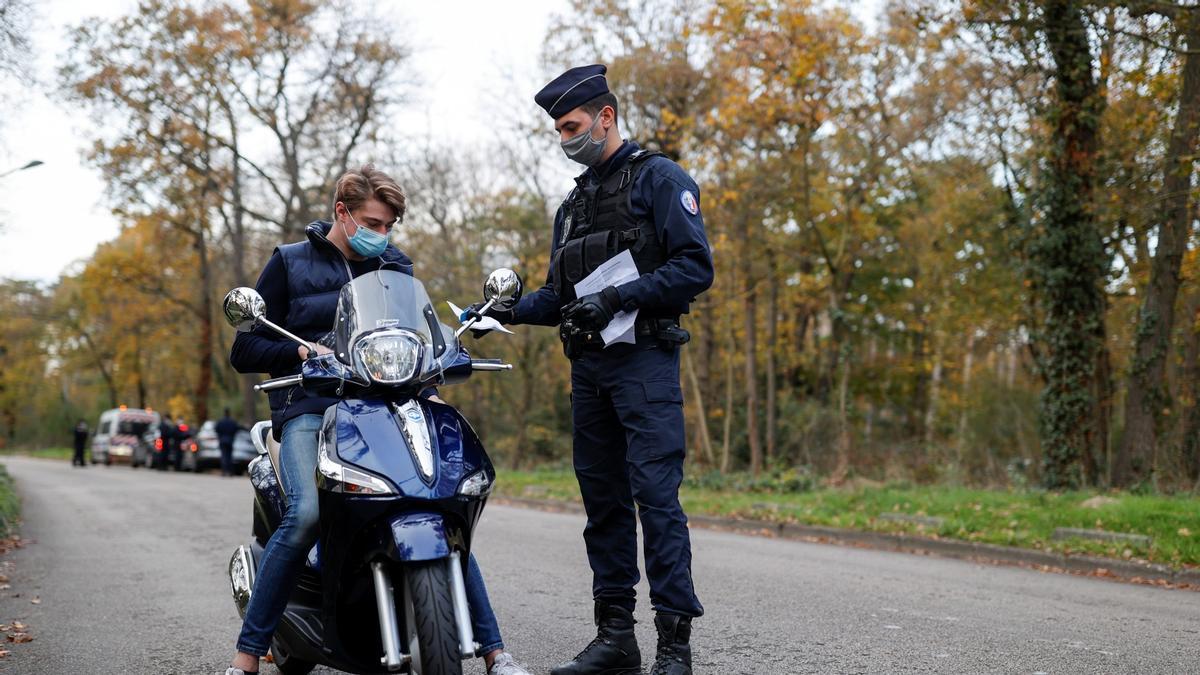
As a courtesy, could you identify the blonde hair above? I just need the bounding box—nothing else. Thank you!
[332,164,407,224]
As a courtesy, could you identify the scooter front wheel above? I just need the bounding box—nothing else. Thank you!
[404,561,462,675]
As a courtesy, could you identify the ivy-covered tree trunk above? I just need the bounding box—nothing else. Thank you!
[1033,0,1108,489]
[1115,10,1200,488]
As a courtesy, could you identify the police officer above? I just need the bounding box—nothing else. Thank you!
[474,64,712,675]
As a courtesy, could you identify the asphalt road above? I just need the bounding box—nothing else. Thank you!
[0,456,1198,675]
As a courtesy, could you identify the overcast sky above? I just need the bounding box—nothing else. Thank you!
[0,0,561,284]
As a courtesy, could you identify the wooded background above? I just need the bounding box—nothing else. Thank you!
[2,0,1198,492]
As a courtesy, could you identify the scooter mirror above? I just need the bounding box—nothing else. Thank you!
[483,268,523,310]
[223,287,266,331]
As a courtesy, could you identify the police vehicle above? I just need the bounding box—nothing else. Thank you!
[90,406,159,467]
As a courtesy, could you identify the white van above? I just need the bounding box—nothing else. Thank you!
[91,407,160,466]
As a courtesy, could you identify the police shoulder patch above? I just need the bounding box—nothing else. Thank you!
[680,190,699,216]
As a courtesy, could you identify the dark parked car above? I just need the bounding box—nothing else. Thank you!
[194,420,256,473]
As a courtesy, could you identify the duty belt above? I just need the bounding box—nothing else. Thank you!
[560,316,689,359]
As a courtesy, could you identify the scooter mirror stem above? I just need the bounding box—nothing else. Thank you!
[257,317,319,356]
[453,298,497,339]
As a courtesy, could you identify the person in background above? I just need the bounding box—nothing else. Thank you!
[156,413,176,471]
[173,416,191,470]
[215,408,241,477]
[72,419,89,467]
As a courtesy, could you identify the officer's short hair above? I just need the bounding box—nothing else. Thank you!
[580,92,619,127]
[333,164,407,225]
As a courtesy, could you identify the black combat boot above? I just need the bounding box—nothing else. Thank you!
[549,601,642,675]
[649,613,691,675]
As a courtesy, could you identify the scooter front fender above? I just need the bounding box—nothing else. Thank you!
[384,511,452,562]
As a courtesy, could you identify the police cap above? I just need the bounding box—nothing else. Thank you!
[535,64,609,119]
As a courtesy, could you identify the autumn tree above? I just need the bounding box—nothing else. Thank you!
[1115,3,1200,488]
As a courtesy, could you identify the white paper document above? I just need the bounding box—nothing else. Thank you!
[446,301,514,335]
[574,249,639,346]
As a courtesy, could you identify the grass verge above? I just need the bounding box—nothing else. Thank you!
[0,464,18,538]
[494,468,1200,569]
[0,447,74,461]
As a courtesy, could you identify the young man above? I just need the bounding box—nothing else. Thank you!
[226,165,529,675]
[473,65,712,675]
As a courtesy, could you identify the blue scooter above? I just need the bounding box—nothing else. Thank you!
[221,268,522,675]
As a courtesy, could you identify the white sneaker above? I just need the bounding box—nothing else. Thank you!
[224,668,256,675]
[488,651,533,675]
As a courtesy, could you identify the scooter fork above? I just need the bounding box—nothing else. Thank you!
[371,561,409,671]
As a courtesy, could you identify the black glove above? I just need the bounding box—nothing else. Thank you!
[562,286,622,332]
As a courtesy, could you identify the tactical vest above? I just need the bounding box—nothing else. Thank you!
[550,150,666,303]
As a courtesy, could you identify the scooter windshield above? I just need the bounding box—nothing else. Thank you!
[332,271,449,384]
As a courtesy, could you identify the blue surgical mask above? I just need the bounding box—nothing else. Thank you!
[341,211,389,258]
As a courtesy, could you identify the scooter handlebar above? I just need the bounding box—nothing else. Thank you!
[254,374,304,392]
[470,359,512,371]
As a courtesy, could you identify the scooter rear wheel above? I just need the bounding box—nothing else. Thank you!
[404,561,461,675]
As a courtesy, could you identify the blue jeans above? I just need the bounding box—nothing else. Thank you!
[237,413,505,656]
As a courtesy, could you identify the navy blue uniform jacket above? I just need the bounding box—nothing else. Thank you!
[512,141,714,326]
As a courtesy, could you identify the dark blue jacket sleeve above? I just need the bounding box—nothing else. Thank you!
[511,203,568,326]
[614,158,714,312]
[229,251,305,374]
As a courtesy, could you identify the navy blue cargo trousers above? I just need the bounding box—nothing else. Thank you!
[569,340,703,618]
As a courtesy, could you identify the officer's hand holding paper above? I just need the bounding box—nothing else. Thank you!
[448,301,513,334]
[574,249,639,346]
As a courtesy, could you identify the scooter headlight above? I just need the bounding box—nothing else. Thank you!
[316,433,395,495]
[353,329,422,385]
[458,470,492,497]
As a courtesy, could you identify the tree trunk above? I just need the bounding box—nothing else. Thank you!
[1115,13,1200,487]
[193,224,214,424]
[912,325,929,439]
[721,321,735,474]
[683,349,714,467]
[956,335,976,470]
[923,333,944,449]
[765,251,778,466]
[224,106,258,425]
[1179,298,1200,484]
[133,329,147,410]
[1034,0,1109,489]
[832,343,851,483]
[740,224,762,476]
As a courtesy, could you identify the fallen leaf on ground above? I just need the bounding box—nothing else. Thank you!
[29,598,39,605]
[0,648,10,657]
[7,632,31,643]
[10,622,25,632]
